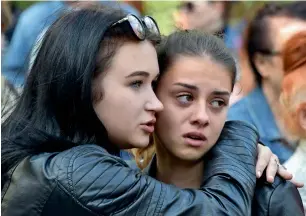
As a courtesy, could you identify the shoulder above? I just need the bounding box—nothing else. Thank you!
[54,144,127,175]
[54,144,130,192]
[252,175,304,216]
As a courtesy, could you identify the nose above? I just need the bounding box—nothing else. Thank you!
[145,93,164,113]
[190,102,209,127]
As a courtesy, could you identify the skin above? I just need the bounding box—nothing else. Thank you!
[154,55,231,188]
[254,17,306,140]
[93,40,163,150]
[174,1,225,33]
[299,106,306,132]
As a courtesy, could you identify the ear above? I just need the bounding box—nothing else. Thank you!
[298,106,306,131]
[253,53,270,79]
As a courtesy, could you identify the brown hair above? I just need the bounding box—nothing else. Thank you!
[280,31,306,138]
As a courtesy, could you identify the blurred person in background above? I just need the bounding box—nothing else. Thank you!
[173,1,244,53]
[172,1,246,105]
[281,31,306,211]
[228,2,306,163]
[1,1,13,56]
[1,1,139,88]
[1,1,20,122]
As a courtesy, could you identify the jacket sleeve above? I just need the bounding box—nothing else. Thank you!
[252,174,304,216]
[58,120,258,216]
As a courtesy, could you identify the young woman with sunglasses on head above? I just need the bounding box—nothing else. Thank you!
[132,30,304,216]
[1,7,293,215]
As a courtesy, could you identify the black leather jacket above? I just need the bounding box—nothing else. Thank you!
[252,173,304,216]
[2,121,258,215]
[144,158,304,216]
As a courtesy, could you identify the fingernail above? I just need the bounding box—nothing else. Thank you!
[257,171,261,177]
[269,176,274,182]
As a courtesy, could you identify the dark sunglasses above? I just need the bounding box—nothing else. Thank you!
[110,14,160,41]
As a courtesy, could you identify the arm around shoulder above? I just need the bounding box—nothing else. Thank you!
[58,139,257,216]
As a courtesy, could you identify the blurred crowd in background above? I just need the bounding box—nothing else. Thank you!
[1,0,306,210]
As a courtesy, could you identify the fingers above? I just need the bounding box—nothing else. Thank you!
[265,155,279,183]
[277,164,293,180]
[255,144,297,185]
[290,179,304,188]
[256,145,271,178]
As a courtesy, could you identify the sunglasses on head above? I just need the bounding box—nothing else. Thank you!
[110,14,160,41]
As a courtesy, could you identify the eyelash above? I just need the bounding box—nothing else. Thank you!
[210,99,227,108]
[177,94,228,109]
[130,79,158,90]
[130,80,143,89]
[177,94,193,105]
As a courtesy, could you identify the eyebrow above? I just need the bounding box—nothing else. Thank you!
[174,83,230,95]
[211,90,231,97]
[173,82,198,91]
[125,71,150,78]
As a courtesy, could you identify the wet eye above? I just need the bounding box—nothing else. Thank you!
[210,100,226,108]
[177,94,193,104]
[130,80,143,89]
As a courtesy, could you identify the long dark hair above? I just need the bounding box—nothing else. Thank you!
[1,7,160,185]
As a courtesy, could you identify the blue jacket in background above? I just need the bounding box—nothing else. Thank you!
[1,1,139,87]
[227,87,294,163]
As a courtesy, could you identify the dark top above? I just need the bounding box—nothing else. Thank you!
[144,141,304,215]
[2,121,259,215]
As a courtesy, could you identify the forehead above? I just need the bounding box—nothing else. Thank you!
[159,55,232,91]
[269,17,306,49]
[107,40,159,77]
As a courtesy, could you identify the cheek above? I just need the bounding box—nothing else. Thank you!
[208,110,228,139]
[93,85,138,131]
[156,100,183,128]
[156,105,181,140]
[93,98,120,133]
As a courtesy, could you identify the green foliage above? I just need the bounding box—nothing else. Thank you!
[12,1,40,10]
[144,1,180,35]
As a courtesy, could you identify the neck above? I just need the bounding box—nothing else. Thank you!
[155,145,204,189]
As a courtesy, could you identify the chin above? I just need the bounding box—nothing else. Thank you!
[176,150,206,162]
[130,135,150,148]
[180,155,204,162]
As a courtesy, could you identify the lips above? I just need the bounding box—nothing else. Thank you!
[183,132,207,147]
[140,119,156,133]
